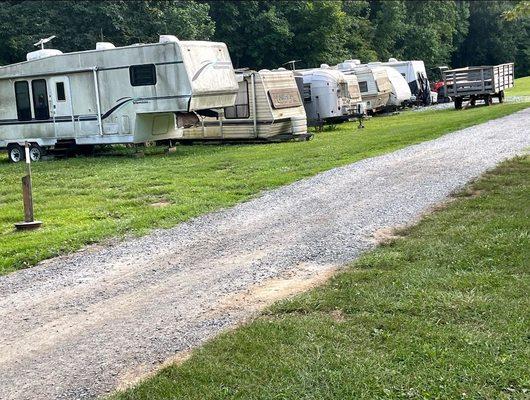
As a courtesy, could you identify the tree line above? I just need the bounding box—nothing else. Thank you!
[0,1,528,77]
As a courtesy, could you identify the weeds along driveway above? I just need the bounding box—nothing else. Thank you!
[0,108,529,400]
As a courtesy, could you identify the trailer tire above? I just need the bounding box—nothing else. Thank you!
[470,96,476,107]
[498,91,505,103]
[485,94,493,106]
[29,143,43,161]
[7,143,24,163]
[454,98,463,110]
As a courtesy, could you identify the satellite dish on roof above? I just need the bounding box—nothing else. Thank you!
[34,35,56,50]
[283,60,301,71]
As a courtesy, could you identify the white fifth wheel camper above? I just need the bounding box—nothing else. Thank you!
[336,60,392,113]
[174,68,309,141]
[381,58,432,105]
[368,63,414,107]
[0,35,239,162]
[294,65,365,126]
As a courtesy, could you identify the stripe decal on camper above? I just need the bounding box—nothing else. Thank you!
[0,94,192,126]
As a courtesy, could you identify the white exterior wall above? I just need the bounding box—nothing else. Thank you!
[0,40,238,148]
[179,69,307,140]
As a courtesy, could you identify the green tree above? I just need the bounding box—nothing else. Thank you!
[370,0,407,61]
[342,0,378,63]
[454,0,529,76]
[208,1,292,68]
[0,1,214,65]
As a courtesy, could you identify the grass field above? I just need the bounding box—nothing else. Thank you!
[506,76,530,97]
[111,155,530,400]
[0,102,528,274]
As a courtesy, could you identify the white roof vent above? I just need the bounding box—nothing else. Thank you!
[26,49,63,61]
[159,35,179,43]
[388,57,398,62]
[96,42,115,50]
[277,67,287,71]
[320,63,330,69]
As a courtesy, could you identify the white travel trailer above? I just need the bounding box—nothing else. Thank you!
[175,68,309,141]
[382,58,432,105]
[294,65,365,126]
[0,35,239,162]
[368,63,414,107]
[336,60,392,113]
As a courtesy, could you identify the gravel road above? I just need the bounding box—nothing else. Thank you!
[1,108,529,400]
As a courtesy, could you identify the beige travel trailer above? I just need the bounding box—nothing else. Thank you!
[0,35,238,162]
[336,60,392,113]
[294,66,365,126]
[175,69,309,141]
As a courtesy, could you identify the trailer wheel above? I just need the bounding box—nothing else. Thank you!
[29,143,43,161]
[498,91,505,103]
[454,98,463,110]
[485,94,493,106]
[7,143,24,163]
[470,96,476,107]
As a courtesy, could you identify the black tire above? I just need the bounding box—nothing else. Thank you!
[454,97,463,110]
[470,96,476,107]
[7,143,24,163]
[485,94,493,106]
[498,91,505,103]
[29,143,43,162]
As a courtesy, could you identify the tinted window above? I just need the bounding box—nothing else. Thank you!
[130,64,157,86]
[359,81,368,93]
[56,82,66,101]
[31,79,49,120]
[224,80,250,119]
[14,81,32,121]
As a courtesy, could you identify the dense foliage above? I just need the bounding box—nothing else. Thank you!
[0,0,528,76]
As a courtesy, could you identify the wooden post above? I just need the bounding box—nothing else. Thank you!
[22,175,34,222]
[15,142,42,230]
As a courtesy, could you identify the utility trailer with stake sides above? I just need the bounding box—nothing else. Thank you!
[443,63,514,109]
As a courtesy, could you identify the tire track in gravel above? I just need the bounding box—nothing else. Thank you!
[0,108,529,400]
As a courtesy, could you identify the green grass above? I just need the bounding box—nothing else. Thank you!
[0,102,528,274]
[111,156,530,400]
[506,76,530,97]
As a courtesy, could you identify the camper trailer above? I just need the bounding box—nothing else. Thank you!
[381,58,432,105]
[336,60,392,113]
[174,68,309,141]
[0,35,239,162]
[368,63,414,108]
[294,65,365,126]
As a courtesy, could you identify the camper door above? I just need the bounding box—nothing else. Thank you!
[48,76,74,138]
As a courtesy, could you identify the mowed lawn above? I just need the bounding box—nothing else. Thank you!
[0,102,529,274]
[506,75,530,97]
[112,156,530,400]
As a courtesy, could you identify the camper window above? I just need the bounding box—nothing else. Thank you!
[14,81,32,121]
[225,80,249,119]
[31,79,50,120]
[302,83,312,102]
[129,64,157,86]
[359,81,368,93]
[56,82,66,101]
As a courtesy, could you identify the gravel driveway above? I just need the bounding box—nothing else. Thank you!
[1,108,529,400]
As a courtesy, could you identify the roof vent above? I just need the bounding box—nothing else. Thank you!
[320,63,330,69]
[96,42,115,50]
[159,35,179,43]
[26,49,63,61]
[388,57,398,62]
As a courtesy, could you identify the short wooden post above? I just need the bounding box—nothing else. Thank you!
[15,142,42,230]
[22,175,34,222]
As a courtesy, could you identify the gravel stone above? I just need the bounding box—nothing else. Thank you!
[0,108,528,400]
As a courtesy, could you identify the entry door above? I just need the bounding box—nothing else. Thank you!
[49,76,75,138]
